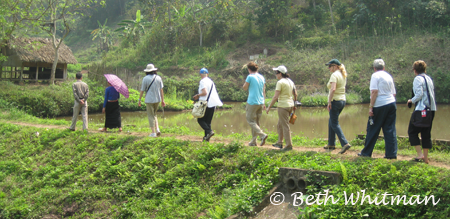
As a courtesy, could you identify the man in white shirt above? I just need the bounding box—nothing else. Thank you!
[193,68,223,142]
[358,59,398,159]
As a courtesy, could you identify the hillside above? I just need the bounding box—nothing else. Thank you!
[46,0,448,104]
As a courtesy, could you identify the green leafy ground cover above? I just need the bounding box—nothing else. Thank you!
[0,121,449,218]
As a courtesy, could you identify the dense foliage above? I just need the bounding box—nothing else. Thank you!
[0,80,219,118]
[0,122,449,218]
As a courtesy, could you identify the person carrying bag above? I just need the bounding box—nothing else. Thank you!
[407,60,437,164]
[410,75,432,127]
[193,68,223,142]
[192,84,214,118]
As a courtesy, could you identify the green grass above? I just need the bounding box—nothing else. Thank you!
[0,122,449,218]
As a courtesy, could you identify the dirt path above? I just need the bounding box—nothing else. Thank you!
[5,120,450,169]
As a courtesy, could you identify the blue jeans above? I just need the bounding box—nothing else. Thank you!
[328,100,348,147]
[360,102,397,158]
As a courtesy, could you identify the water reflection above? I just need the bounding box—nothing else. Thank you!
[61,103,450,140]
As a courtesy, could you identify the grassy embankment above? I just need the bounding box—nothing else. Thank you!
[1,98,450,218]
[0,119,450,218]
[0,79,232,118]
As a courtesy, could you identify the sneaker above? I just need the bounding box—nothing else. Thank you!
[280,146,293,151]
[149,133,157,137]
[357,153,371,157]
[323,145,336,150]
[205,131,215,141]
[339,144,351,154]
[272,143,283,149]
[68,128,75,131]
[248,142,257,146]
[260,134,268,146]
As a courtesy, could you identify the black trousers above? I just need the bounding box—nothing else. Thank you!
[105,101,121,129]
[408,111,435,149]
[197,107,215,137]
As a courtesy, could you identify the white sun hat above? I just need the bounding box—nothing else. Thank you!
[144,64,158,72]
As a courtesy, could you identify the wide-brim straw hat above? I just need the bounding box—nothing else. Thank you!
[144,64,158,72]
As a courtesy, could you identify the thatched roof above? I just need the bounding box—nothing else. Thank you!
[7,37,77,64]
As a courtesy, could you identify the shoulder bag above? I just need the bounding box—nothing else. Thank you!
[410,75,432,127]
[289,80,298,124]
[192,82,214,118]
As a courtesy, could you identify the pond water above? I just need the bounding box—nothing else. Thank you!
[60,103,450,140]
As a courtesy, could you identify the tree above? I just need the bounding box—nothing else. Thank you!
[255,0,292,38]
[91,19,113,52]
[114,10,150,46]
[40,0,104,85]
[0,0,49,61]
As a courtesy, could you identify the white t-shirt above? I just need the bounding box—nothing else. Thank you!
[198,77,223,108]
[369,70,396,107]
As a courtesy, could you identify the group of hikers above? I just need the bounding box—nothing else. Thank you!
[69,58,436,164]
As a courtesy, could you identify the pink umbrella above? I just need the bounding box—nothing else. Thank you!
[104,74,129,98]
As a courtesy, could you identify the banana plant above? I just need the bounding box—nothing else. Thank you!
[91,19,112,52]
[114,10,150,46]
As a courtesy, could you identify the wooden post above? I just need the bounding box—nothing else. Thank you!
[64,66,67,80]
[20,63,23,82]
[36,64,39,82]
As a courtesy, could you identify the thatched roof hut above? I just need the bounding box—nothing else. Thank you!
[1,37,78,81]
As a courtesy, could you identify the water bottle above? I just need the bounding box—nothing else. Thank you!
[369,117,374,125]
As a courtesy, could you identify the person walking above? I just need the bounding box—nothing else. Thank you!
[193,68,223,142]
[407,60,436,164]
[358,59,397,159]
[324,59,351,154]
[242,62,268,146]
[101,82,122,132]
[69,73,89,132]
[266,65,297,151]
[139,64,165,137]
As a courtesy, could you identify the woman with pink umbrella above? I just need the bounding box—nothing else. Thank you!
[101,74,129,132]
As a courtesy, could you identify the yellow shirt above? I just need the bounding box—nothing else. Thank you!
[275,78,295,107]
[327,70,346,101]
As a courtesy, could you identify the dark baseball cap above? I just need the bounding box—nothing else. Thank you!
[325,59,341,66]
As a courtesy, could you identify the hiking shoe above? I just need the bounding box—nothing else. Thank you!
[280,146,293,151]
[339,144,351,154]
[323,145,336,150]
[205,131,215,141]
[149,133,157,137]
[357,153,371,157]
[260,134,268,146]
[248,142,257,146]
[272,143,283,149]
